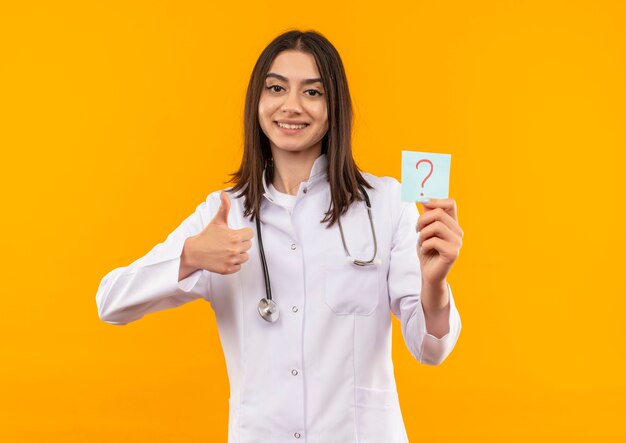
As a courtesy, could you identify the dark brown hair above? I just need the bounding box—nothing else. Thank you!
[230,29,371,226]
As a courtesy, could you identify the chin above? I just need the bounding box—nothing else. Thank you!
[273,143,314,153]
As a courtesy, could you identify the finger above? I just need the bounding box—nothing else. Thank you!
[418,220,461,247]
[211,192,231,226]
[220,260,242,274]
[417,207,463,238]
[237,252,250,264]
[418,209,462,238]
[418,198,458,221]
[234,227,254,241]
[420,237,459,262]
[225,264,242,274]
[239,240,252,252]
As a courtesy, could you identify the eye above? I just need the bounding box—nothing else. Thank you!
[305,89,323,97]
[266,85,283,93]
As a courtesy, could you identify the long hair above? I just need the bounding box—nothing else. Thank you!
[230,29,371,226]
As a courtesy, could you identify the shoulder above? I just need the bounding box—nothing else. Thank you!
[360,172,416,231]
[361,172,402,207]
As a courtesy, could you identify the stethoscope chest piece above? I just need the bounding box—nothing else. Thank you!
[258,298,279,322]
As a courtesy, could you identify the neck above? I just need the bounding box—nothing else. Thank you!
[271,147,322,196]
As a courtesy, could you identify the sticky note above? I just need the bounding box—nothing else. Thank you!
[401,151,451,202]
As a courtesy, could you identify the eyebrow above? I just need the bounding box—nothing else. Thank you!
[265,72,323,86]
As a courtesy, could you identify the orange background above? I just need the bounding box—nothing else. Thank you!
[1,0,625,441]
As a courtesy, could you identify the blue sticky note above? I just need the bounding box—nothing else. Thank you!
[401,151,451,202]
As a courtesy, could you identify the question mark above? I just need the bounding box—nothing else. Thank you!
[415,159,434,198]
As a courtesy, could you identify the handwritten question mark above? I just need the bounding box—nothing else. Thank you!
[415,159,434,198]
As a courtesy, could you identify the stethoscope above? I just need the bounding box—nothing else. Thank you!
[256,184,378,323]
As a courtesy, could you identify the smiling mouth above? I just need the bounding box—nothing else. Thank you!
[275,121,309,130]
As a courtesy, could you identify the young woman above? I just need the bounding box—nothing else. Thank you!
[97,29,463,443]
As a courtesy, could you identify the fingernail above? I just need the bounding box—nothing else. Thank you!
[416,231,421,246]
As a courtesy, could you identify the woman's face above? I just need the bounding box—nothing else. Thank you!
[258,50,329,157]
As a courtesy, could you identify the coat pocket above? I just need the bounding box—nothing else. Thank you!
[355,386,408,443]
[323,252,380,315]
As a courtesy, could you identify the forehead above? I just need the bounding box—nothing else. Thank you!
[267,50,321,80]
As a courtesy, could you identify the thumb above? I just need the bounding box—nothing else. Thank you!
[417,200,432,215]
[211,191,231,226]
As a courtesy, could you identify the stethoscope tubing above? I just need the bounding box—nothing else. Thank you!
[338,185,377,267]
[256,184,375,322]
[255,214,272,301]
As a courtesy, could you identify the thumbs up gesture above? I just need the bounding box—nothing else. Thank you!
[186,192,255,275]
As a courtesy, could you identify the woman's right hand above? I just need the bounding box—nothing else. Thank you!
[182,192,254,276]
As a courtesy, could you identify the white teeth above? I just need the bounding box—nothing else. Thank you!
[277,122,308,130]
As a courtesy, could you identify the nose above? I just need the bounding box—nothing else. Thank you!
[281,89,302,114]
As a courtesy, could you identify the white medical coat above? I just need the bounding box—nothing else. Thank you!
[96,154,462,443]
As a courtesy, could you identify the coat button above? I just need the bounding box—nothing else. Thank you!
[292,369,298,376]
[292,306,298,313]
[303,188,307,194]
[291,244,296,250]
[294,432,301,439]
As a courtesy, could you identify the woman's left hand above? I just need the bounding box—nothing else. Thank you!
[416,198,464,287]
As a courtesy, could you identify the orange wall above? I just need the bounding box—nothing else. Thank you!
[1,1,624,441]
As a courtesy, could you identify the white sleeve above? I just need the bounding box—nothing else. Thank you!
[95,197,215,326]
[387,182,462,365]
